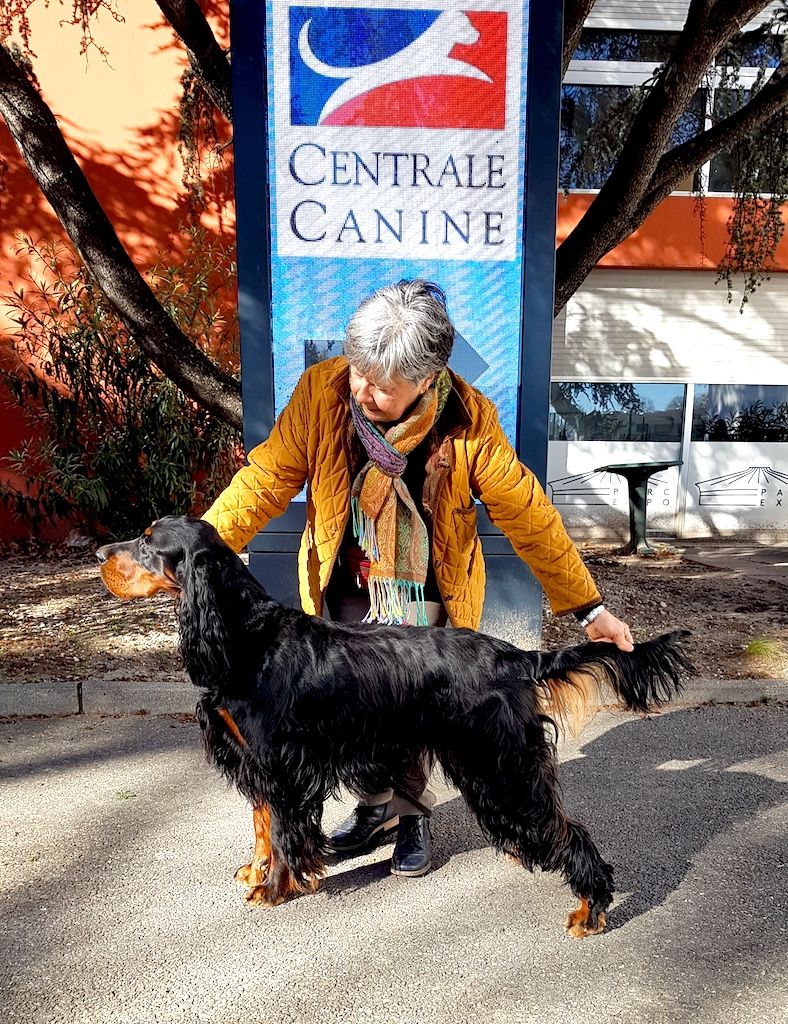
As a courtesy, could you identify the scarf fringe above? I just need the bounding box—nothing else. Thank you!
[363,577,427,627]
[351,496,379,560]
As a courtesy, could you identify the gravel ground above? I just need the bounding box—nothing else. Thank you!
[1,544,786,686]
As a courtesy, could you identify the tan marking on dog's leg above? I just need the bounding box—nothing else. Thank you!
[217,706,247,749]
[235,804,270,888]
[244,862,319,907]
[241,810,325,907]
[564,897,607,939]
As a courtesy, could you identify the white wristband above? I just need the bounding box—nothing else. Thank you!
[578,604,606,628]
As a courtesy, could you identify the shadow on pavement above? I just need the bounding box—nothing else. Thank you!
[321,706,788,921]
[284,705,788,931]
[406,706,788,934]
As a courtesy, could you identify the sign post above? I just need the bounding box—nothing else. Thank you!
[230,0,564,646]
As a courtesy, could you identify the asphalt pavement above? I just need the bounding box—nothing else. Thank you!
[2,541,787,1024]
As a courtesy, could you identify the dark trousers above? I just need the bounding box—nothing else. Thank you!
[324,585,445,815]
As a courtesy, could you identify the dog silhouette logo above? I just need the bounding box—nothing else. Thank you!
[288,7,507,129]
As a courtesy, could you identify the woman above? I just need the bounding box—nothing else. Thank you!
[203,279,634,878]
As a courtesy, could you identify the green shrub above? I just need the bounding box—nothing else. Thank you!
[704,401,788,442]
[1,233,242,539]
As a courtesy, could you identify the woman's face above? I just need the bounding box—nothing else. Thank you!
[349,365,435,424]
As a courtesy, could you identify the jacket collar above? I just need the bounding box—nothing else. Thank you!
[327,357,472,440]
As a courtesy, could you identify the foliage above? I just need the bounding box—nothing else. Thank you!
[714,17,788,307]
[703,401,788,441]
[561,8,788,308]
[560,81,652,193]
[0,232,242,539]
[743,637,784,658]
[1,1,123,57]
[178,64,229,214]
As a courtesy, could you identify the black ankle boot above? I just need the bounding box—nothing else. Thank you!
[329,801,399,853]
[390,815,432,877]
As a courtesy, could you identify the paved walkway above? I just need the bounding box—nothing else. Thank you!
[2,701,787,1024]
[2,540,787,1023]
[677,540,788,587]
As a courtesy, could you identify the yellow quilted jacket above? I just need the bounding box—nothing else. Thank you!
[202,357,601,628]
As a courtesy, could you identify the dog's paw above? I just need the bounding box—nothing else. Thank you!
[564,900,607,939]
[234,861,268,888]
[244,883,287,907]
[243,870,322,906]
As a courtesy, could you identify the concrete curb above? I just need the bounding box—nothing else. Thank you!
[674,675,788,707]
[0,679,195,718]
[1,675,785,719]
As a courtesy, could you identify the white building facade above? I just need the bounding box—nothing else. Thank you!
[549,1,788,540]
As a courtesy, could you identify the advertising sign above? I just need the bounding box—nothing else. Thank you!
[264,0,530,443]
[231,0,563,640]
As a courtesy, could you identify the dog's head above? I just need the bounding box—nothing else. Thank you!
[96,516,226,600]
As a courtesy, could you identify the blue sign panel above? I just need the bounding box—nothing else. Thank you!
[230,0,563,638]
[265,1,530,444]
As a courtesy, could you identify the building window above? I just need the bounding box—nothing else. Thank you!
[560,87,705,191]
[573,29,680,63]
[549,382,685,442]
[708,89,788,194]
[561,85,630,190]
[692,384,788,441]
[714,30,782,68]
[563,26,783,196]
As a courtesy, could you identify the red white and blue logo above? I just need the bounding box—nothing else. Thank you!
[289,7,507,128]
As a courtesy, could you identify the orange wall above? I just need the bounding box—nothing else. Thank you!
[0,2,234,540]
[557,192,788,271]
[2,5,787,539]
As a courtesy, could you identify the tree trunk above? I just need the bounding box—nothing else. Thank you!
[562,0,596,75]
[0,44,243,430]
[154,0,233,123]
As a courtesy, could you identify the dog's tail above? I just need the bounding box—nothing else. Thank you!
[533,630,692,736]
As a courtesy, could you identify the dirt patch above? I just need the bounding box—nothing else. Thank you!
[543,547,788,680]
[1,549,183,686]
[1,544,786,685]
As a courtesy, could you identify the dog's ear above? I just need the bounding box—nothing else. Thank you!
[176,548,232,685]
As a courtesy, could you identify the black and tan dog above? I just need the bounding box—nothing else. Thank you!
[97,515,691,937]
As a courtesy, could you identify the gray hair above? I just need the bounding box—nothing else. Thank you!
[344,280,455,384]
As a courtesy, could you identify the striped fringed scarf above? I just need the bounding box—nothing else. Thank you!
[350,370,451,625]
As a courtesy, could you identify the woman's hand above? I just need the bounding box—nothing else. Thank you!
[584,609,634,652]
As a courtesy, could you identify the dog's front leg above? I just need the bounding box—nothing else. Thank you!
[235,803,271,889]
[245,803,327,907]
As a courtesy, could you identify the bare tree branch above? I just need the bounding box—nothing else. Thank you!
[562,0,596,75]
[0,43,242,430]
[555,0,774,311]
[154,0,233,123]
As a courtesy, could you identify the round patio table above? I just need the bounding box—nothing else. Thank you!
[595,461,682,555]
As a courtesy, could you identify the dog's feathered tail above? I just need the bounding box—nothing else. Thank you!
[534,630,692,736]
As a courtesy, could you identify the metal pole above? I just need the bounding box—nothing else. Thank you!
[518,0,564,486]
[230,0,275,449]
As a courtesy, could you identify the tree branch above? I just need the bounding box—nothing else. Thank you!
[562,0,596,75]
[555,0,773,312]
[0,43,242,430]
[634,63,788,222]
[155,0,233,123]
